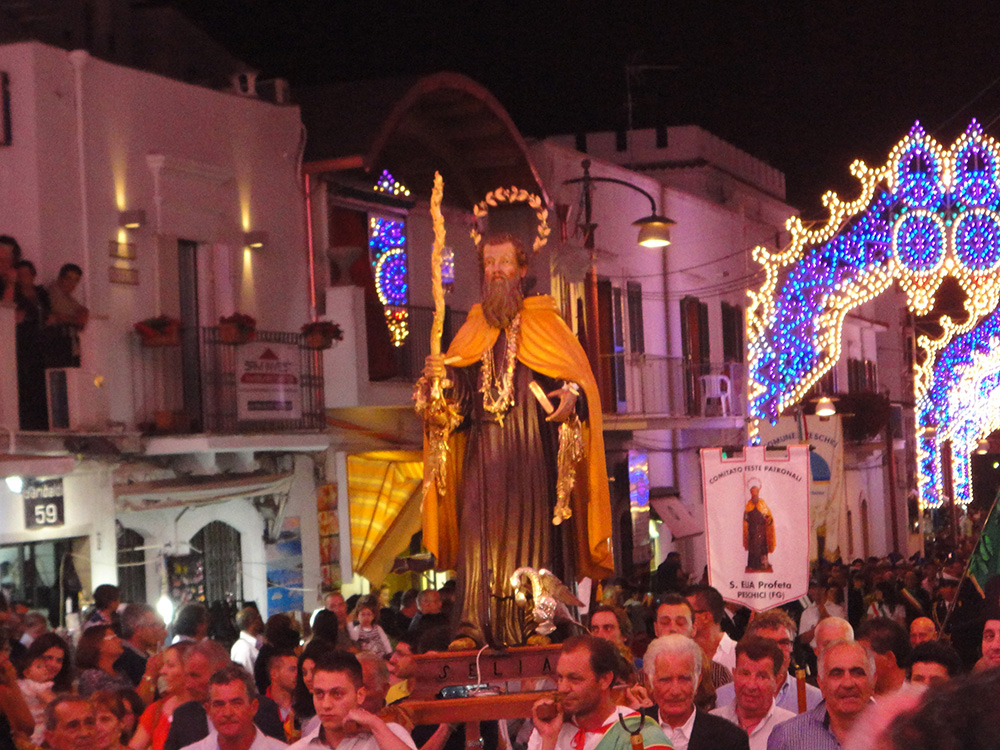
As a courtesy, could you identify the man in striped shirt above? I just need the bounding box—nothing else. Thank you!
[766,640,875,750]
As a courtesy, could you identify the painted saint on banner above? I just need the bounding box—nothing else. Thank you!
[742,480,776,572]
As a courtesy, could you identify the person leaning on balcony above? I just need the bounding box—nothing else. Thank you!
[45,262,88,368]
[13,259,51,430]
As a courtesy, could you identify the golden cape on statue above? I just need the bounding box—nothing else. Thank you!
[421,295,613,581]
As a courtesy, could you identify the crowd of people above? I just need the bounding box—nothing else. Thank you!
[1,549,998,750]
[0,235,89,431]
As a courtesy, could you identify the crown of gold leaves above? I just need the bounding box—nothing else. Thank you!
[470,186,551,253]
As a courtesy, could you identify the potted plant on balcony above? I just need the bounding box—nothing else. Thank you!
[218,312,256,344]
[134,315,182,347]
[301,320,343,350]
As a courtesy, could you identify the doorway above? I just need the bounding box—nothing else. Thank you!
[0,537,85,626]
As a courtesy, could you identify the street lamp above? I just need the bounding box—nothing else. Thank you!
[563,159,675,393]
[815,396,837,418]
[563,159,675,248]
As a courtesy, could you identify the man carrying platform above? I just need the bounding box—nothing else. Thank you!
[529,635,670,750]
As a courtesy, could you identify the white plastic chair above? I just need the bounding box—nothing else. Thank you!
[699,374,732,416]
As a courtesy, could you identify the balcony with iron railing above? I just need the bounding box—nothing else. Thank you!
[132,326,326,435]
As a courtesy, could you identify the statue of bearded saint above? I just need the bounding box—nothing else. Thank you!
[420,233,611,648]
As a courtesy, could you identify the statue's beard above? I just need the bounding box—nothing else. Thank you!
[481,274,523,329]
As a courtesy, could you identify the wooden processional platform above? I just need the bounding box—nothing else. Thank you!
[403,644,561,726]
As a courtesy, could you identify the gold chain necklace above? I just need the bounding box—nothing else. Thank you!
[480,313,521,425]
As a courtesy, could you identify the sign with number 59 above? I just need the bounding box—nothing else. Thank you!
[23,479,65,529]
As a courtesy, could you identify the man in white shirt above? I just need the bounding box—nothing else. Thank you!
[685,587,736,671]
[288,651,414,750]
[530,635,670,750]
[644,635,748,750]
[180,666,286,750]
[231,608,264,674]
[654,593,730,711]
[711,637,794,750]
[798,580,844,651]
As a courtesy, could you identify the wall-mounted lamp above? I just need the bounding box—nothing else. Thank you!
[118,209,146,229]
[815,396,837,418]
[977,439,990,455]
[244,230,269,249]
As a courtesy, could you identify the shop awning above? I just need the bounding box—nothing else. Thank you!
[114,472,294,510]
[114,472,295,542]
[347,450,424,585]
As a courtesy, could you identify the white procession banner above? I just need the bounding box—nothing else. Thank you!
[701,445,810,611]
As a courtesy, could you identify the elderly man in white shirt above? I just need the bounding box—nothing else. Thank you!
[180,666,286,750]
[644,635,749,750]
[711,636,794,750]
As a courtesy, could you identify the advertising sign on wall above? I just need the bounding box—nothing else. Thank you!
[701,445,810,611]
[236,342,301,422]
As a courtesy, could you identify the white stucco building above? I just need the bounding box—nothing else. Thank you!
[0,41,328,627]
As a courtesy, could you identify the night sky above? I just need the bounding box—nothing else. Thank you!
[174,1,1000,217]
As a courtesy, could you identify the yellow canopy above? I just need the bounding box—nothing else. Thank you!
[347,451,424,585]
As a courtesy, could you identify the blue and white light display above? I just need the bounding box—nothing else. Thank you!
[368,215,409,346]
[748,120,1000,509]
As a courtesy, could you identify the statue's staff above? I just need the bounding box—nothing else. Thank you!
[417,172,461,498]
[429,171,446,365]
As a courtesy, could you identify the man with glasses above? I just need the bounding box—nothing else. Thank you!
[714,611,821,713]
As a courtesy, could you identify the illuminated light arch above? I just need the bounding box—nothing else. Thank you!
[917,307,1000,507]
[747,120,1000,508]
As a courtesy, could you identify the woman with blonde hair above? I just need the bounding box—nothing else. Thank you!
[128,641,192,750]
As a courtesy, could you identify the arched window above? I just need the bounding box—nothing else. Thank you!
[191,521,242,604]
